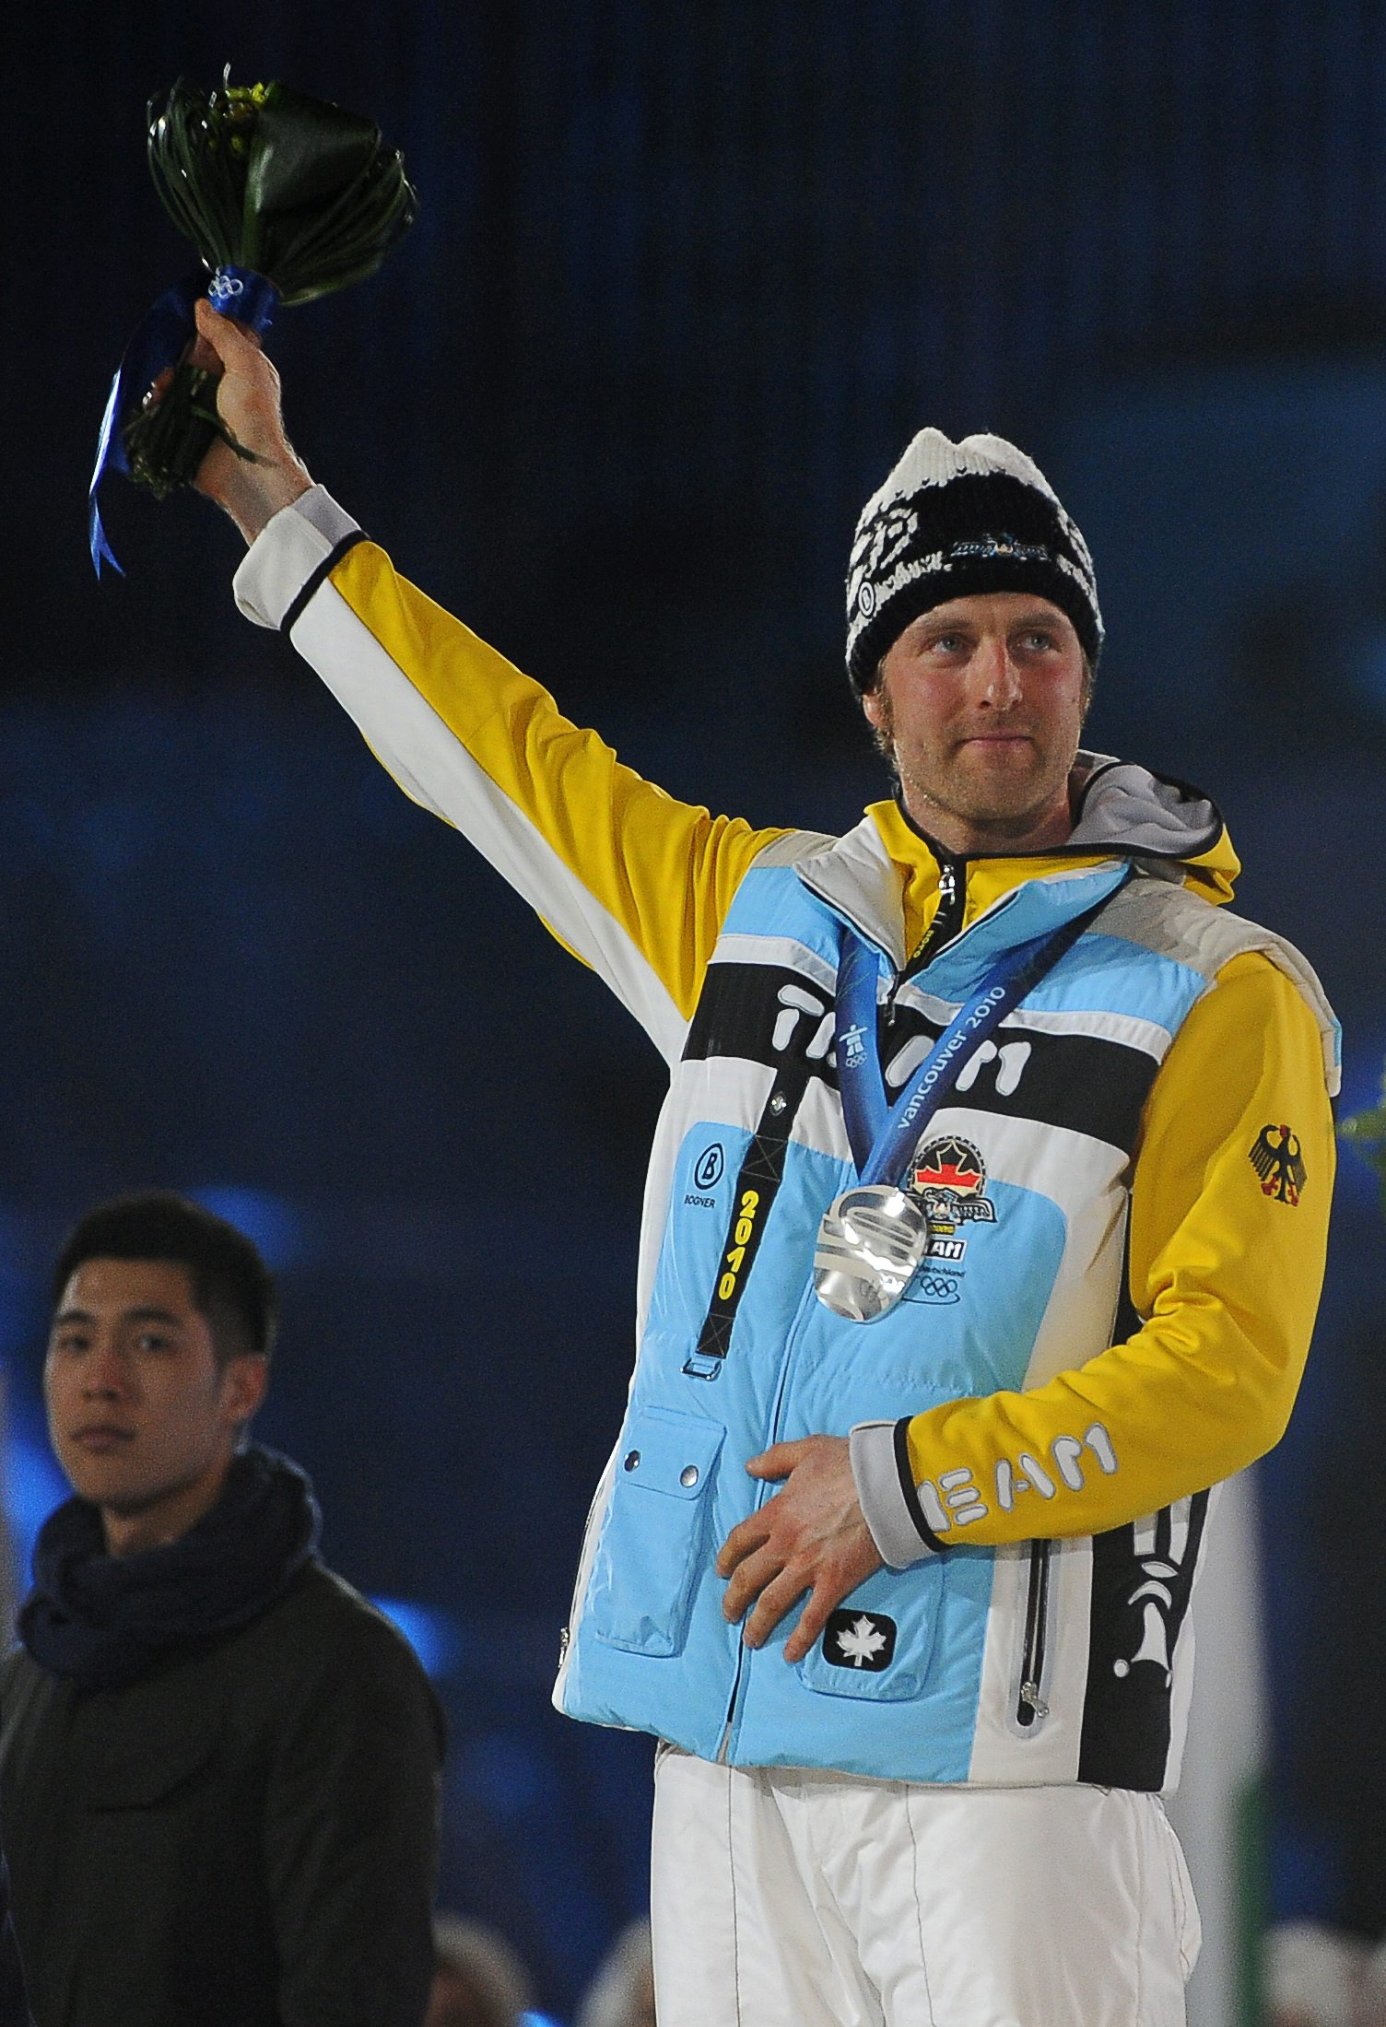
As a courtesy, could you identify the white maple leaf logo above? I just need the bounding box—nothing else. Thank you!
[835,1614,888,1668]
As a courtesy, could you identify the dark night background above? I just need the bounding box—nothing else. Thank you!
[4,3,1386,2017]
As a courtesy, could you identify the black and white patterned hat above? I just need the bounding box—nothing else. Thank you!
[845,429,1103,693]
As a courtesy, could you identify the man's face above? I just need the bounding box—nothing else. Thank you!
[862,590,1089,852]
[45,1257,266,1553]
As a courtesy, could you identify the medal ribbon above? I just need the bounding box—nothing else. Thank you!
[835,873,1130,1187]
[89,265,280,577]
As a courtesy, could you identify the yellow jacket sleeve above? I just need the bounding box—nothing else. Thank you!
[893,951,1334,1547]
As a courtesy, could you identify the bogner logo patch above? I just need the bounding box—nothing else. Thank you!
[1249,1123,1306,1206]
[823,1609,897,1672]
[684,1141,726,1208]
[908,1135,997,1233]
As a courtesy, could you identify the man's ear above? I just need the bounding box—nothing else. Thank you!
[220,1353,270,1426]
[860,682,887,732]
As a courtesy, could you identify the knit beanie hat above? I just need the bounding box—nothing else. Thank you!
[845,429,1103,692]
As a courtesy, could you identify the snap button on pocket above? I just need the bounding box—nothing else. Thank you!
[588,1409,727,1657]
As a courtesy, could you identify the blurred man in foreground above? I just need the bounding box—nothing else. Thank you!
[0,1192,444,2027]
[180,302,1338,2026]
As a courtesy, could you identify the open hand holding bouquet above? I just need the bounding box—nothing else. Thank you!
[91,74,416,571]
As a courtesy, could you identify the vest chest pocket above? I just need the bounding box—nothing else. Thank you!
[587,1409,726,1658]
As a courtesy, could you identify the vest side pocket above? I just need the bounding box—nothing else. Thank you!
[586,1409,726,1658]
[795,1569,944,1702]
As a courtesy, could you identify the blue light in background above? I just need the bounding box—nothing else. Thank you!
[4,1425,67,1583]
[369,1594,464,1680]
[187,1186,304,1272]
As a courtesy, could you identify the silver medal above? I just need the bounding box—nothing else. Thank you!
[813,1184,931,1323]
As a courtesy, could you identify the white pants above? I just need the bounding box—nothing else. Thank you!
[650,1751,1200,2027]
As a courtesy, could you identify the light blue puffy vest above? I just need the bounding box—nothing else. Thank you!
[556,824,1328,1790]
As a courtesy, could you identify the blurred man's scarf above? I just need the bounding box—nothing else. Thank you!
[18,1444,321,1690]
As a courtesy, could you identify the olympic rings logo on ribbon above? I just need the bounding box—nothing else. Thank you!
[207,265,280,329]
[89,263,280,575]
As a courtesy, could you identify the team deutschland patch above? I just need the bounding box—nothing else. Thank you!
[1249,1123,1306,1206]
[907,1135,997,1227]
[822,1609,897,1672]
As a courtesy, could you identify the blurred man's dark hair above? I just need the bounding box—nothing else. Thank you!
[51,1191,277,1366]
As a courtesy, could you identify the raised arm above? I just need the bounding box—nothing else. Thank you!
[187,299,314,541]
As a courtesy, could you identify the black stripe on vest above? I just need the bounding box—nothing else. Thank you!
[685,959,1160,1156]
[683,961,837,1080]
[682,1003,820,1379]
[1076,1493,1209,1790]
[1077,1253,1211,1788]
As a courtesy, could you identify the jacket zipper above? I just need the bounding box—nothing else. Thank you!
[883,848,966,1019]
[1016,1541,1051,1726]
[715,1270,827,1763]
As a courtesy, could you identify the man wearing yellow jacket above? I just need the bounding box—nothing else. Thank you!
[187,298,1336,2027]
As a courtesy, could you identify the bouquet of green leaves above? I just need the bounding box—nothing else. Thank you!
[93,74,415,557]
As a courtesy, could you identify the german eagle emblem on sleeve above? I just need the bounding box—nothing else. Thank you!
[1249,1123,1306,1206]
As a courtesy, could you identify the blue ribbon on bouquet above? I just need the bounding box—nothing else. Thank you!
[89,264,280,577]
